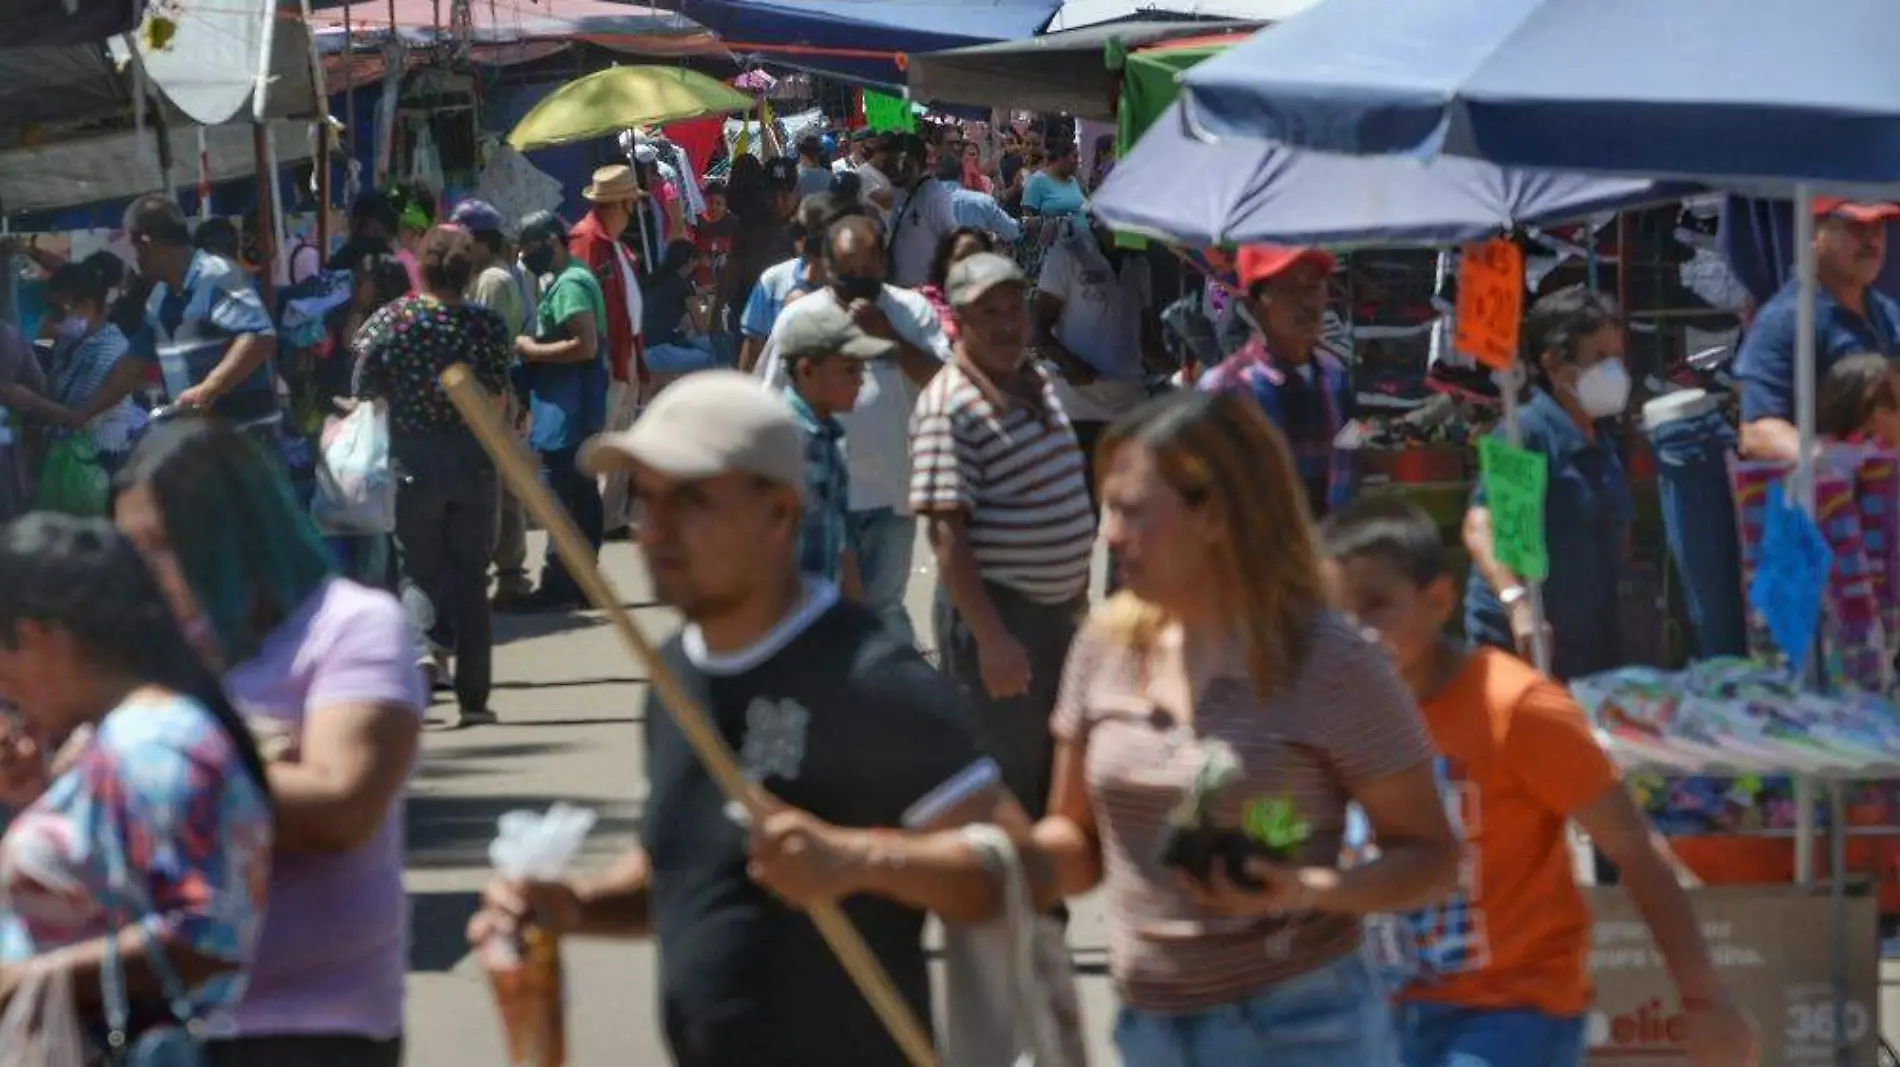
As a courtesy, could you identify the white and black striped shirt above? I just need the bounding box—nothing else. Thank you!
[908,360,1096,604]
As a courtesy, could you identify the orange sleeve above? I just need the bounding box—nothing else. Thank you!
[1502,680,1620,818]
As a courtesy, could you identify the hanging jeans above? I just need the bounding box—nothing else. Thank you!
[1646,408,1748,658]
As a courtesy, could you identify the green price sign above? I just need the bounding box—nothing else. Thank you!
[1478,436,1549,582]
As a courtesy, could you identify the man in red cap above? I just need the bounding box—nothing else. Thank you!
[1736,197,1900,461]
[1199,243,1352,517]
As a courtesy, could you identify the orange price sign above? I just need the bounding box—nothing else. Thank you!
[1453,238,1525,370]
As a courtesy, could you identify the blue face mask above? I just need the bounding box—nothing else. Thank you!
[54,313,90,345]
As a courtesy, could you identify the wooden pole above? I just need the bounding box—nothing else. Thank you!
[438,365,943,1067]
[252,124,276,310]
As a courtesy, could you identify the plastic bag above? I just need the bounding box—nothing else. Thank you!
[35,436,109,517]
[311,402,395,535]
[480,804,597,1067]
[0,961,85,1067]
[939,824,1087,1067]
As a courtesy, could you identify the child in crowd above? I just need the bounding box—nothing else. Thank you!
[1817,351,1900,447]
[693,179,735,290]
[778,300,886,599]
[1320,497,1757,1067]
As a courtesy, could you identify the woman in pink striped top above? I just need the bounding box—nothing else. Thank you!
[1031,389,1460,1067]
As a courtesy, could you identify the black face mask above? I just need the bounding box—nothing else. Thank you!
[521,244,556,277]
[832,274,883,303]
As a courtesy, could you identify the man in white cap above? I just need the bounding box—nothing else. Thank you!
[468,370,1036,1067]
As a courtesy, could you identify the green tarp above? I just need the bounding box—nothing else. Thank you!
[1115,45,1226,155]
[862,89,917,133]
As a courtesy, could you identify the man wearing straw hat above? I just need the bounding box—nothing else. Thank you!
[572,164,649,537]
[468,370,1039,1067]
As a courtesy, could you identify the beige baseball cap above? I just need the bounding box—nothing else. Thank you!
[578,370,806,486]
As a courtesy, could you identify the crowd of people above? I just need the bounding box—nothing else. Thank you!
[0,113,1783,1067]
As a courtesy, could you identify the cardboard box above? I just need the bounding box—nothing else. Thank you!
[1585,887,1878,1067]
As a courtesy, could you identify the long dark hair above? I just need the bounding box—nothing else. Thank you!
[0,514,270,795]
[115,416,336,666]
[928,227,995,291]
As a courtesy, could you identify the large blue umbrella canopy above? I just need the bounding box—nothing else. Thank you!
[1094,102,1697,247]
[672,0,1060,85]
[1179,0,1900,186]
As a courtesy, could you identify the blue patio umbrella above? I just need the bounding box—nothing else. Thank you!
[1092,102,1698,247]
[1178,0,1900,187]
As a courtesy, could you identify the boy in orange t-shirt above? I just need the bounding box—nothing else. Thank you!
[1322,498,1757,1067]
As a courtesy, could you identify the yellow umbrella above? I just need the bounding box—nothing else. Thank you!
[507,66,754,151]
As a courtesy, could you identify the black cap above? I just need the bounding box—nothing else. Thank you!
[764,157,799,190]
[518,210,569,245]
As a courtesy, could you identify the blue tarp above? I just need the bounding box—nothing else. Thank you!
[1180,0,1900,187]
[673,0,1060,84]
[1094,102,1697,247]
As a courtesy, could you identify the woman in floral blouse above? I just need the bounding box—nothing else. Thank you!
[351,223,511,727]
[0,514,273,1048]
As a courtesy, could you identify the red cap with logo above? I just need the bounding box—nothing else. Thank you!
[1236,244,1338,290]
[1813,196,1900,223]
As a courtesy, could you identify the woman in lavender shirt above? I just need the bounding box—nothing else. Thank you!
[115,415,425,1067]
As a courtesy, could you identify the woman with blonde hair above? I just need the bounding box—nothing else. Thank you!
[1032,389,1459,1067]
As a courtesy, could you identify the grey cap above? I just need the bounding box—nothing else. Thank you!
[778,298,898,362]
[579,370,806,487]
[946,252,1027,307]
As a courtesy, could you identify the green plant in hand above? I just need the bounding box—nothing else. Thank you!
[1242,795,1313,860]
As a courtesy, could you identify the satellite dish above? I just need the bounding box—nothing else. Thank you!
[113,0,270,125]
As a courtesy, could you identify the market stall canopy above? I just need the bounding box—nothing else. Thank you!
[672,0,1060,85]
[1113,31,1245,151]
[0,119,312,214]
[0,45,127,129]
[2,16,317,132]
[507,65,753,150]
[1179,0,1900,188]
[0,0,144,47]
[116,0,322,125]
[906,19,1252,119]
[1046,0,1316,31]
[309,0,722,56]
[1093,101,1698,247]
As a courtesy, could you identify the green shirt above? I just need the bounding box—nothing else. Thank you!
[538,261,607,342]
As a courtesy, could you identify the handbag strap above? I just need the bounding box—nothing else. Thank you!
[99,793,203,1049]
[958,824,1063,1064]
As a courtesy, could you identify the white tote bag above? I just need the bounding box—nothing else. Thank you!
[311,401,396,535]
[938,824,1087,1067]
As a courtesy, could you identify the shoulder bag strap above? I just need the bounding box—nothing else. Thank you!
[99,781,203,1050]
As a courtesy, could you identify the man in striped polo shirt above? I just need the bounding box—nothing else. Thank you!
[910,252,1096,817]
[123,194,281,439]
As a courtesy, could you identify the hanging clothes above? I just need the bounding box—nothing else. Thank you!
[664,118,724,180]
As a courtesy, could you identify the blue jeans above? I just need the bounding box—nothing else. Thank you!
[1646,408,1747,658]
[847,507,916,645]
[1114,953,1396,1067]
[646,336,721,375]
[1397,1003,1584,1067]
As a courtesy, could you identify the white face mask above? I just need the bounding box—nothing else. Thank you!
[1572,358,1631,418]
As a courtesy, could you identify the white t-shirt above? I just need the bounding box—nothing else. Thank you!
[856,161,892,203]
[885,180,959,288]
[1037,236,1151,422]
[757,286,950,512]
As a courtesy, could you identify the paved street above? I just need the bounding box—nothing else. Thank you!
[401,532,1122,1066]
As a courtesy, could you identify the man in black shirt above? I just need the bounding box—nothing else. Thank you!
[467,370,1027,1067]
